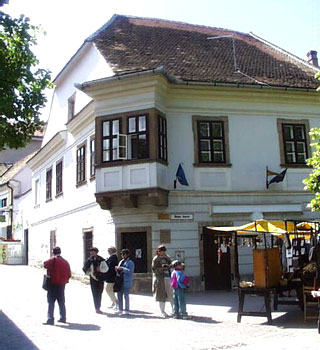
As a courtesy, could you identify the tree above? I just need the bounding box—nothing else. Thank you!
[0,7,52,150]
[303,71,320,211]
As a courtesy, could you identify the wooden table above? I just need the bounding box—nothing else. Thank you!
[237,287,274,325]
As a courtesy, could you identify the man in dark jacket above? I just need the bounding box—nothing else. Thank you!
[105,246,119,309]
[43,246,71,325]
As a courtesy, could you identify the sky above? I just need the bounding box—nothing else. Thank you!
[2,0,320,118]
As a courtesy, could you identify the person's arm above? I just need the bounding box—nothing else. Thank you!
[44,258,52,270]
[122,260,135,275]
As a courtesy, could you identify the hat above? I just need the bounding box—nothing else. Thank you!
[90,247,99,253]
[171,260,182,268]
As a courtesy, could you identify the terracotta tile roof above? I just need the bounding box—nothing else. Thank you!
[89,15,318,89]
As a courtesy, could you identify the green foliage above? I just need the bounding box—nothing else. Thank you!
[0,10,52,150]
[304,69,320,211]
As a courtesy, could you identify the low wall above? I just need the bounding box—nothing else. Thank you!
[0,242,25,264]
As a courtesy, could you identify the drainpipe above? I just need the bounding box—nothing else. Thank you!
[6,182,13,239]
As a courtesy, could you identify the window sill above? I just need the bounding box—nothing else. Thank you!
[96,158,168,168]
[280,163,309,169]
[76,180,87,188]
[193,162,232,168]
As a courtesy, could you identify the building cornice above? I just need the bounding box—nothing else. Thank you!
[27,131,68,170]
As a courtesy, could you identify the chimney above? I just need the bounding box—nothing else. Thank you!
[307,50,319,67]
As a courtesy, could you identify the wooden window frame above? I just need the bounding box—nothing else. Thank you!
[102,118,121,163]
[46,167,52,202]
[76,143,87,186]
[0,198,7,208]
[55,159,63,196]
[158,114,167,161]
[127,114,149,160]
[277,118,311,168]
[90,137,96,178]
[193,116,231,167]
[95,108,167,168]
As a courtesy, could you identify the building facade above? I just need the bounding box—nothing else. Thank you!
[26,15,320,291]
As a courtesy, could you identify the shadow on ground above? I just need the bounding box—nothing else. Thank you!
[56,322,100,331]
[0,311,39,350]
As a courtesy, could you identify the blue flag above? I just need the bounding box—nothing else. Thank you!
[176,164,189,186]
[267,168,287,188]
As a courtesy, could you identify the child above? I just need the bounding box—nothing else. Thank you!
[170,260,190,319]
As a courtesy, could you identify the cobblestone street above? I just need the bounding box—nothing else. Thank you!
[1,265,320,350]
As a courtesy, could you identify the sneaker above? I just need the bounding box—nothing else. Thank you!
[113,304,119,311]
[107,304,115,309]
[43,319,54,325]
[57,318,66,323]
[172,314,179,319]
[161,312,168,318]
[96,309,103,314]
[123,311,130,315]
[115,310,123,315]
[182,315,191,320]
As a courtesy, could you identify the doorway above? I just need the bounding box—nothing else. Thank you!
[203,227,231,290]
[83,230,93,261]
[121,232,147,273]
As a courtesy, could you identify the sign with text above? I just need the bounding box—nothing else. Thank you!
[170,214,193,220]
[0,244,8,264]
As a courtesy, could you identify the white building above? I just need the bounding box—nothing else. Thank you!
[27,15,320,291]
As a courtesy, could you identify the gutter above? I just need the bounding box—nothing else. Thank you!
[6,182,13,239]
[75,66,317,93]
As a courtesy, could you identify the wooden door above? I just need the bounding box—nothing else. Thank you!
[121,232,147,273]
[203,227,231,290]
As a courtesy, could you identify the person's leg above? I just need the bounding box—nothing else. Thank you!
[159,301,165,314]
[47,286,57,323]
[90,278,103,311]
[106,283,117,306]
[123,288,130,312]
[56,285,66,321]
[96,281,104,311]
[117,289,124,312]
[179,289,187,316]
[164,277,174,313]
[173,289,179,317]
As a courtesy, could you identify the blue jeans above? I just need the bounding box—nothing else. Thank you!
[173,288,187,316]
[47,284,66,321]
[118,287,130,311]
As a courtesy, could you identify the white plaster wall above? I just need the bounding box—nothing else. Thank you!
[43,43,113,146]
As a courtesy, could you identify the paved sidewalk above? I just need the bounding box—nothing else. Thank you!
[0,265,320,350]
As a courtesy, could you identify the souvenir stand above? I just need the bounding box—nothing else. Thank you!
[208,220,320,325]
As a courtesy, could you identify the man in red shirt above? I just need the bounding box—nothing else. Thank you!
[43,247,71,325]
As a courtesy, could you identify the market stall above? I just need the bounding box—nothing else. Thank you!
[207,219,320,325]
